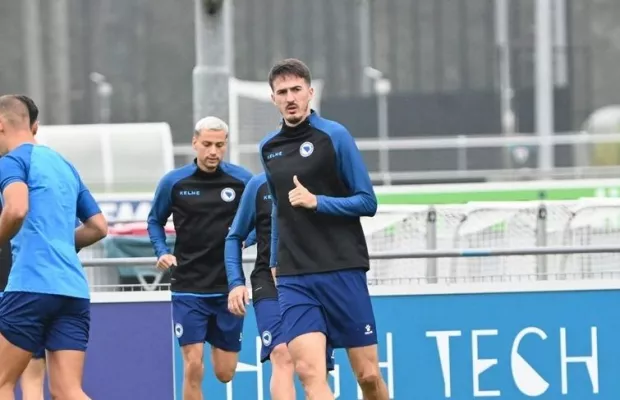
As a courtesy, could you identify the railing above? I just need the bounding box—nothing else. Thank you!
[81,198,620,290]
[173,131,620,184]
[83,244,620,294]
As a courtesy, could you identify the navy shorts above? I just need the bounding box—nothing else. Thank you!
[278,268,378,349]
[0,292,43,358]
[172,294,243,352]
[0,291,90,354]
[255,298,335,370]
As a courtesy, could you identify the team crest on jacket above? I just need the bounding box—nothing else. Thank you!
[299,141,314,157]
[221,187,236,202]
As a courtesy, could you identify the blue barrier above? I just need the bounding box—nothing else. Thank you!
[173,281,617,399]
[26,281,613,399]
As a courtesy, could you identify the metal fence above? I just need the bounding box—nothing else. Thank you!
[80,199,620,291]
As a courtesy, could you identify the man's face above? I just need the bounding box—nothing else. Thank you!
[192,129,227,171]
[271,75,314,126]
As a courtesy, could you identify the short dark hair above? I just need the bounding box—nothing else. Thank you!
[268,58,312,89]
[14,95,39,126]
[0,95,38,128]
[0,95,30,128]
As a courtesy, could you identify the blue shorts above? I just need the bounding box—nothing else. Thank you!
[255,298,335,370]
[0,291,90,354]
[172,294,243,352]
[278,269,377,349]
[0,292,43,358]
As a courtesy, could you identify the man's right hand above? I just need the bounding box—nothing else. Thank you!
[156,254,177,271]
[228,286,249,317]
[271,267,277,284]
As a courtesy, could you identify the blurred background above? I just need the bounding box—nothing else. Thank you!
[2,0,620,288]
[3,0,620,190]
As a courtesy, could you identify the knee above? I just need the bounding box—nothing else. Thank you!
[212,349,238,383]
[355,363,381,389]
[184,358,204,385]
[270,344,294,372]
[294,359,325,386]
[214,367,235,384]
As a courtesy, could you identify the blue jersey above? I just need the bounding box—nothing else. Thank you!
[0,144,101,299]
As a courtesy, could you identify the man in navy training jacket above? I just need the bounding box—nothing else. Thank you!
[225,171,335,400]
[147,116,254,400]
[259,59,389,400]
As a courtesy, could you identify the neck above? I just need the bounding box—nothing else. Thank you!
[7,132,35,152]
[284,109,311,128]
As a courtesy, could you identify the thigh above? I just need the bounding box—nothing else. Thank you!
[254,298,285,363]
[278,276,327,345]
[45,296,90,352]
[172,295,211,347]
[317,269,378,349]
[206,296,243,352]
[0,292,54,354]
[46,350,86,396]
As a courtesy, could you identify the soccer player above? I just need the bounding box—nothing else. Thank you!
[225,172,335,400]
[0,205,45,400]
[259,59,389,400]
[0,94,108,399]
[147,116,253,400]
[0,94,46,400]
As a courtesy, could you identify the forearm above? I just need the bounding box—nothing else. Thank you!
[147,221,170,258]
[0,211,24,246]
[315,193,377,217]
[224,238,246,290]
[74,225,105,249]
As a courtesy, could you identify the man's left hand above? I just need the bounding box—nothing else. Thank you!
[288,175,317,209]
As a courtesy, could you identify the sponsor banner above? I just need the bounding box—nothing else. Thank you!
[172,284,618,399]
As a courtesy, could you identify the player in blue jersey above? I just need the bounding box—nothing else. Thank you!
[148,116,253,399]
[0,94,47,400]
[0,95,108,399]
[225,172,335,400]
[260,59,389,400]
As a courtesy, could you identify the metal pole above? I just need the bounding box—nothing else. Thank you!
[22,0,45,122]
[358,0,372,96]
[495,0,516,170]
[553,0,568,86]
[193,0,233,154]
[377,84,391,185]
[89,73,113,124]
[536,203,548,280]
[49,0,72,124]
[425,206,438,283]
[535,0,555,176]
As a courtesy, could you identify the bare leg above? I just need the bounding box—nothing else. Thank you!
[20,357,46,400]
[0,333,32,400]
[210,346,238,384]
[181,343,205,400]
[288,332,334,400]
[269,344,296,400]
[347,345,388,400]
[46,350,91,400]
